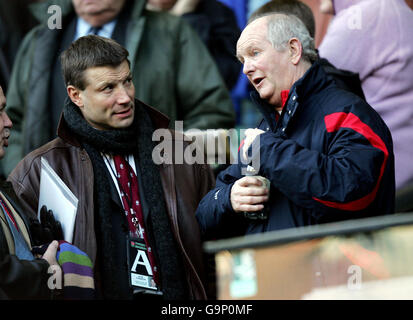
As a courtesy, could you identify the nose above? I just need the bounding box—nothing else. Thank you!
[2,111,12,129]
[116,85,132,105]
[242,58,255,76]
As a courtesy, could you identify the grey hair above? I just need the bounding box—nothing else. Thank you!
[263,13,318,63]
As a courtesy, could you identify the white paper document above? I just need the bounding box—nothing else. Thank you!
[37,157,78,243]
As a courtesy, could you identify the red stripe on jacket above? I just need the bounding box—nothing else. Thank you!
[313,112,388,211]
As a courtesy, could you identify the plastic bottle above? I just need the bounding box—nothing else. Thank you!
[241,165,270,220]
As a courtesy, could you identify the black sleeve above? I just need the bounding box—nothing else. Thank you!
[0,254,52,299]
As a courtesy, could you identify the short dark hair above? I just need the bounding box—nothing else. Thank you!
[61,35,130,90]
[249,0,316,38]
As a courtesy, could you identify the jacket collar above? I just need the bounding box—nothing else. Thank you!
[57,98,170,147]
[292,58,332,100]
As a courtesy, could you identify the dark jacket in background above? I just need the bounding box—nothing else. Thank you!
[0,0,37,93]
[182,0,241,90]
[196,60,395,239]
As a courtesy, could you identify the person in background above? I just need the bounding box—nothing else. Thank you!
[8,35,215,300]
[0,0,38,94]
[318,0,413,193]
[249,0,315,36]
[249,0,365,100]
[2,0,235,177]
[0,85,61,300]
[196,14,395,240]
[146,0,242,90]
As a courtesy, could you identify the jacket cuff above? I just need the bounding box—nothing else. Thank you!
[222,182,236,216]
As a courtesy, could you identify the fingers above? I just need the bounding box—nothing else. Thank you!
[236,203,265,213]
[236,195,269,205]
[237,176,267,189]
[233,177,269,197]
[231,177,270,213]
[231,193,269,207]
[49,240,59,250]
[236,188,268,199]
[42,240,59,266]
[230,193,267,212]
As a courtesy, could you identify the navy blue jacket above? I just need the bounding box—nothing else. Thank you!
[196,60,395,239]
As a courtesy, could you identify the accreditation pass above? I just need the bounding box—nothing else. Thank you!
[127,236,158,291]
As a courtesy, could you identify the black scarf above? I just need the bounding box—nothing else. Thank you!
[63,100,187,299]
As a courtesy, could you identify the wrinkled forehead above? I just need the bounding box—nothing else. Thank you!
[236,17,269,54]
[83,60,131,87]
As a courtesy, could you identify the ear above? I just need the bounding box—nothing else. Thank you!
[288,38,303,65]
[67,85,84,109]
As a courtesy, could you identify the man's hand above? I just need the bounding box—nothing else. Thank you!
[42,240,62,289]
[242,128,265,162]
[42,240,59,266]
[230,176,269,213]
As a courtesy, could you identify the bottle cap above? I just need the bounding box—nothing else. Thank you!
[245,165,258,176]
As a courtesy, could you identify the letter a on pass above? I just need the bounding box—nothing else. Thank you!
[132,250,153,275]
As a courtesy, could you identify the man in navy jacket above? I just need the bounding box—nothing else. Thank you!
[195,13,395,239]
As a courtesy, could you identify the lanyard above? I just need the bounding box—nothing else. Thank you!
[102,154,160,287]
[102,154,141,232]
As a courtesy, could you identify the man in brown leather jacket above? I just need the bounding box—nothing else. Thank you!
[0,85,60,299]
[8,36,215,300]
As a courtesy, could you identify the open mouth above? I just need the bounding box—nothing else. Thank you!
[252,77,264,87]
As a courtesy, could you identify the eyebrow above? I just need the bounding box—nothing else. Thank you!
[97,72,132,88]
[123,72,132,79]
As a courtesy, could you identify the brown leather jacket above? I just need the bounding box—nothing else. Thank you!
[8,106,215,300]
